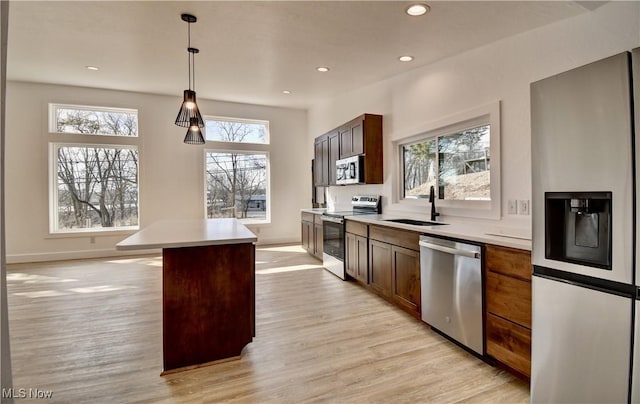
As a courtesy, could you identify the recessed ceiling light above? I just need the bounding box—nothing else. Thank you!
[399,56,414,62]
[282,90,291,94]
[406,3,430,16]
[316,67,330,73]
[85,66,99,71]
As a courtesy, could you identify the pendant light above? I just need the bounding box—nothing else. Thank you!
[175,13,205,144]
[184,117,205,144]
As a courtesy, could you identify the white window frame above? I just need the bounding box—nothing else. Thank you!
[48,104,140,235]
[392,101,501,220]
[203,115,272,225]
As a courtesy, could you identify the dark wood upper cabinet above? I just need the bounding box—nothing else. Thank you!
[340,118,365,158]
[339,126,352,158]
[313,113,383,186]
[313,135,329,186]
[328,131,340,185]
[351,119,364,156]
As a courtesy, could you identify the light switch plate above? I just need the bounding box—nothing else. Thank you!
[518,200,530,215]
[508,200,517,215]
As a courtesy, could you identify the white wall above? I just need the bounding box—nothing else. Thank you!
[1,0,13,397]
[308,2,640,231]
[5,82,308,263]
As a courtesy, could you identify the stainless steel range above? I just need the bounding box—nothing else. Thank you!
[321,195,381,279]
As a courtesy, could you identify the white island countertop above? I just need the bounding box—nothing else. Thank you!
[116,218,258,251]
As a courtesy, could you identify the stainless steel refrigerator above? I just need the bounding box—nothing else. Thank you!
[531,49,639,403]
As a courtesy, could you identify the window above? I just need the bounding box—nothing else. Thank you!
[49,104,140,233]
[205,116,269,144]
[396,102,501,219]
[403,124,490,200]
[205,152,268,221]
[204,117,271,224]
[50,104,138,137]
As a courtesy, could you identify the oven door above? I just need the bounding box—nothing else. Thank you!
[322,216,345,279]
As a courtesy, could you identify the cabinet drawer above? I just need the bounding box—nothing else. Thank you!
[346,220,368,237]
[369,225,419,251]
[301,212,314,223]
[486,245,532,281]
[486,313,531,377]
[486,271,532,328]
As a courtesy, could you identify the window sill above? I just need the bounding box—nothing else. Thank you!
[238,219,271,226]
[46,228,139,239]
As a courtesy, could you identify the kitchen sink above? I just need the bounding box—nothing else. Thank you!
[383,218,448,226]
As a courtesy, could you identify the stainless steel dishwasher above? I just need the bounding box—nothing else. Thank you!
[419,235,483,355]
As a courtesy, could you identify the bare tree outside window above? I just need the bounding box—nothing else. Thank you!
[404,139,437,198]
[205,117,267,144]
[403,124,490,201]
[206,152,267,220]
[50,104,140,232]
[53,105,138,137]
[204,118,269,222]
[56,146,139,230]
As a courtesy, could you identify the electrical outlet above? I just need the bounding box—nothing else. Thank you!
[518,200,530,215]
[508,200,517,215]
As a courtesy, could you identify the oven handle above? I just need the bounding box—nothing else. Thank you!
[322,216,344,224]
[419,241,480,259]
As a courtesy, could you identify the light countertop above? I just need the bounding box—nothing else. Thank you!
[344,214,531,251]
[301,208,327,214]
[116,218,258,251]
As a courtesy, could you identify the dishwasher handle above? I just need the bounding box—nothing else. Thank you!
[419,240,480,259]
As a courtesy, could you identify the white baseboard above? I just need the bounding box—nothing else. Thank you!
[6,248,161,264]
[255,236,299,246]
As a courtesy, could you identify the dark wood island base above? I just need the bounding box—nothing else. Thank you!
[162,242,255,373]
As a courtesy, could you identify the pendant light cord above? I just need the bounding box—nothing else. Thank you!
[187,21,192,90]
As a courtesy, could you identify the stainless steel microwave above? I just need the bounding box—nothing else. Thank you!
[336,155,364,185]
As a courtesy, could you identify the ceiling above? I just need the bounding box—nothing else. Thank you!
[7,1,597,110]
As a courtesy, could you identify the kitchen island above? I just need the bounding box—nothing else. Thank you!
[116,218,257,373]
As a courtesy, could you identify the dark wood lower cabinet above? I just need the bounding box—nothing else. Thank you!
[313,222,323,260]
[355,235,368,283]
[486,313,532,377]
[369,239,392,298]
[301,219,312,252]
[301,212,323,260]
[344,222,533,380]
[485,244,532,378]
[162,243,255,372]
[346,232,368,283]
[346,233,357,278]
[391,246,420,316]
[367,238,421,318]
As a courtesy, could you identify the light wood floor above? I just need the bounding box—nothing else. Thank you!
[7,245,529,403]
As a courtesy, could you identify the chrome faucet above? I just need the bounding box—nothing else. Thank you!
[429,185,439,221]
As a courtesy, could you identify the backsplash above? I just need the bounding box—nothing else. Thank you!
[326,184,385,211]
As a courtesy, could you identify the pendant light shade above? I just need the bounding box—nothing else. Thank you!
[175,89,204,128]
[184,117,205,145]
[175,14,205,131]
